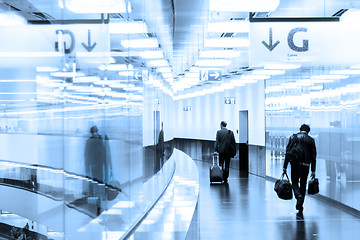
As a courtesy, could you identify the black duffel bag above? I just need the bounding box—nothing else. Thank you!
[308,176,319,195]
[274,172,293,200]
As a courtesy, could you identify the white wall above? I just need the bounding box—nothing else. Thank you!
[143,84,175,147]
[174,80,265,146]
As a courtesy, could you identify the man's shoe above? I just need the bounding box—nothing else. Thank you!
[296,210,304,220]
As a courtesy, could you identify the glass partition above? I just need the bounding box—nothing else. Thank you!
[266,67,360,211]
[0,1,175,239]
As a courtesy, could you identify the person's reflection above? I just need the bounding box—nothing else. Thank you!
[279,216,319,240]
[155,122,165,173]
[84,126,106,198]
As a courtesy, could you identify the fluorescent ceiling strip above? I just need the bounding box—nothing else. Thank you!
[0,80,37,83]
[0,92,51,95]
[204,38,249,48]
[196,59,231,67]
[252,69,285,75]
[121,38,159,49]
[65,0,127,13]
[73,76,100,83]
[118,71,134,77]
[311,74,349,80]
[93,80,123,85]
[50,72,85,77]
[241,74,270,80]
[162,73,173,79]
[157,67,172,73]
[36,67,60,72]
[208,21,249,33]
[340,9,360,23]
[99,64,128,71]
[109,21,148,34]
[0,52,62,57]
[209,0,280,12]
[139,50,164,59]
[199,50,241,58]
[0,12,27,26]
[184,72,199,78]
[329,69,360,75]
[148,59,169,67]
[109,83,135,88]
[264,64,301,70]
[39,82,64,88]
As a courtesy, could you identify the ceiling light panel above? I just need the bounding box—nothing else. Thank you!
[200,50,241,58]
[209,0,280,12]
[204,38,249,48]
[139,50,164,59]
[208,21,249,33]
[109,21,148,34]
[148,60,169,67]
[196,59,231,67]
[121,38,159,49]
[65,0,127,13]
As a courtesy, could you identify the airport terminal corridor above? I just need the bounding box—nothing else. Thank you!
[1,0,360,239]
[194,160,360,240]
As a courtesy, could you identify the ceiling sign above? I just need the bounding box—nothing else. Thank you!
[200,69,222,81]
[0,24,110,54]
[249,21,360,67]
[208,70,222,81]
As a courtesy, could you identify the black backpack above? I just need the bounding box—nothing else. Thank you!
[285,134,304,164]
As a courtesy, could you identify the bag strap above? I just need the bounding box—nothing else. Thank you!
[281,172,290,181]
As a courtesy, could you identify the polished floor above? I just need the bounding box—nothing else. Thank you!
[193,160,360,240]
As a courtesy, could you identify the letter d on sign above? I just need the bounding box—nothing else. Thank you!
[55,30,75,54]
[288,27,308,52]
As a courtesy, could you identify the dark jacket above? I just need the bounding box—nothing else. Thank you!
[283,131,317,172]
[215,127,236,155]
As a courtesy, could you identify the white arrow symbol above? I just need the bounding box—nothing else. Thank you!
[209,71,220,79]
[134,72,141,79]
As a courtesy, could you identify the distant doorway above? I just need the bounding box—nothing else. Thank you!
[239,110,249,177]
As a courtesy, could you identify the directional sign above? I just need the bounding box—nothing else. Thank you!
[134,71,142,80]
[183,106,192,111]
[200,70,208,82]
[81,29,97,52]
[224,97,236,104]
[262,28,280,52]
[250,21,360,67]
[208,70,222,81]
[0,24,109,54]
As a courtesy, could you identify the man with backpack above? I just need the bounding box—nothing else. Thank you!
[283,124,317,215]
[215,121,236,183]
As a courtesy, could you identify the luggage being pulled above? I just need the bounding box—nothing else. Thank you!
[210,152,223,184]
[308,176,319,195]
[274,172,293,200]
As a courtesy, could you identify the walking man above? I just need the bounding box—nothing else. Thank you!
[215,121,236,183]
[283,124,317,216]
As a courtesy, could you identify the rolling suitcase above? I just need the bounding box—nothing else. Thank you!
[210,152,223,184]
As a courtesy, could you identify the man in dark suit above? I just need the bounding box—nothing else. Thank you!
[283,124,317,216]
[215,121,236,183]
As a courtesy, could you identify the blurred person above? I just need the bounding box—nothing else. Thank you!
[84,126,106,197]
[156,122,165,171]
[214,121,236,183]
[283,124,317,216]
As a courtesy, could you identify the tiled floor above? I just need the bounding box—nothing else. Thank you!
[194,159,360,240]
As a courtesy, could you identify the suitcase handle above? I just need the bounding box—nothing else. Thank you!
[213,152,219,166]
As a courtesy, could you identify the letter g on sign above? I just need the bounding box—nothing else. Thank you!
[288,27,308,52]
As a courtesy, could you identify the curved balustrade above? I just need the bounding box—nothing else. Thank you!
[0,154,177,239]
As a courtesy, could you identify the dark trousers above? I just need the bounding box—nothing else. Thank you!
[291,164,310,207]
[219,153,231,180]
